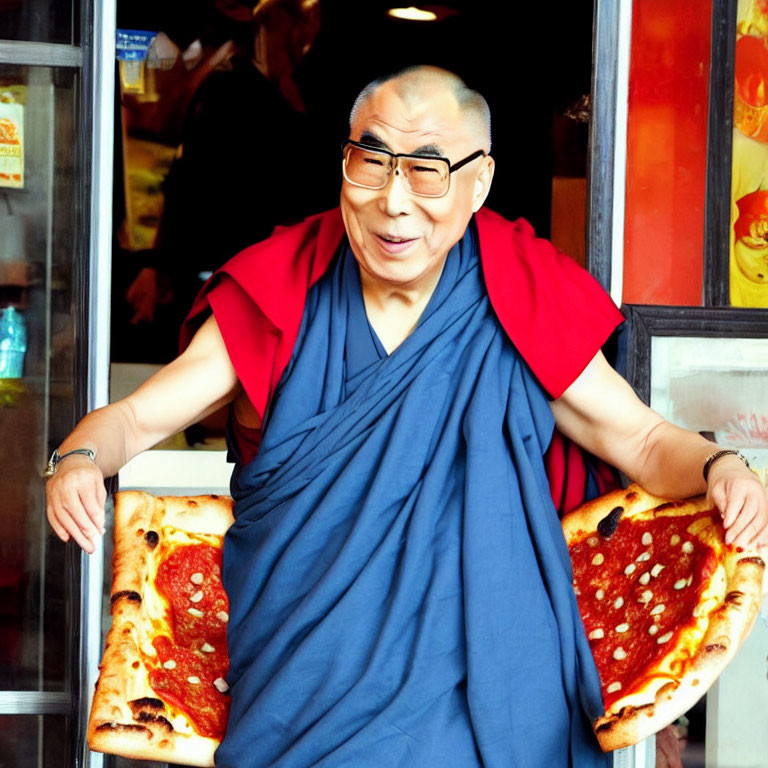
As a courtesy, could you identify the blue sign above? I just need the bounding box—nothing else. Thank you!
[116,29,155,62]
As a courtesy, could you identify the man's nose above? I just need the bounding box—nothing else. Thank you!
[379,163,412,216]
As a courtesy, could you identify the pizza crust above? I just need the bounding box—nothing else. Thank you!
[564,484,766,752]
[87,491,234,766]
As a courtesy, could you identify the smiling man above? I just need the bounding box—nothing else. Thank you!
[46,66,767,767]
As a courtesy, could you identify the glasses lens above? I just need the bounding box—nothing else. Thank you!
[401,157,449,196]
[344,144,389,189]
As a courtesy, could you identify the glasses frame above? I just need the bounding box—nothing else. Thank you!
[341,139,487,198]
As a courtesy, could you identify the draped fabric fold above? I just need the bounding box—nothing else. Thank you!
[216,227,608,767]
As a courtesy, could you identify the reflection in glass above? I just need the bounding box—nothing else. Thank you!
[0,0,78,45]
[0,715,72,767]
[0,63,80,693]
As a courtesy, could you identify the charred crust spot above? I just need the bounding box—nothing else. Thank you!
[598,506,624,539]
[653,500,686,513]
[136,712,174,731]
[188,500,199,507]
[111,590,142,605]
[725,590,744,605]
[706,642,728,653]
[131,661,140,669]
[595,721,615,734]
[129,697,165,711]
[624,491,638,502]
[96,723,149,733]
[144,530,159,548]
[618,702,654,717]
[211,494,219,499]
[738,556,766,567]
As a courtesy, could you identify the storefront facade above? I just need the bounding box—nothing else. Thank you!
[0,1,766,766]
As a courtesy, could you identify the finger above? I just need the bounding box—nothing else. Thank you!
[720,488,748,531]
[743,516,768,550]
[79,485,106,535]
[726,499,759,547]
[708,481,727,514]
[46,504,71,543]
[60,489,102,540]
[57,507,95,553]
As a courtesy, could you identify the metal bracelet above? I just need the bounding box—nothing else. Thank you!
[702,449,750,483]
[43,448,97,478]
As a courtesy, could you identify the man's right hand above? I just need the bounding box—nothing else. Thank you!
[46,454,107,554]
[44,315,243,553]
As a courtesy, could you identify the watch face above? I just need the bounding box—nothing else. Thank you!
[43,450,59,478]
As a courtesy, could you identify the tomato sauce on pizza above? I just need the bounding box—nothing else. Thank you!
[148,543,231,739]
[570,508,719,708]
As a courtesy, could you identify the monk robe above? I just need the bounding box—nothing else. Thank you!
[183,208,624,767]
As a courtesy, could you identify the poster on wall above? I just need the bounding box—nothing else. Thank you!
[731,0,768,306]
[0,85,24,189]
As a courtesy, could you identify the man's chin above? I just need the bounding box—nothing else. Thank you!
[359,259,435,290]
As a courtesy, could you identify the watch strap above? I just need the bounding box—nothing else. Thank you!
[702,449,750,483]
[43,447,97,478]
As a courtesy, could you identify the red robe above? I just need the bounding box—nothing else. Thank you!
[182,206,624,511]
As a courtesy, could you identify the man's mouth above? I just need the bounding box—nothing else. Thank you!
[379,234,414,243]
[375,233,418,254]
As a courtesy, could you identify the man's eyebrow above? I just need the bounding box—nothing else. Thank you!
[359,131,389,149]
[358,131,447,158]
[410,143,446,157]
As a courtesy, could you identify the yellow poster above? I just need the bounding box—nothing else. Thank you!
[0,87,24,189]
[731,0,768,305]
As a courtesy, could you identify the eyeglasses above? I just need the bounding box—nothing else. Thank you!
[342,139,486,198]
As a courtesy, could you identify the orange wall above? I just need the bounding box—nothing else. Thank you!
[622,0,712,305]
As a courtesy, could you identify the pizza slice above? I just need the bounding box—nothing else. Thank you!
[563,484,765,751]
[87,491,234,766]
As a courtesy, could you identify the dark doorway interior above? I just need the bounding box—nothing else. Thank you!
[110,0,594,363]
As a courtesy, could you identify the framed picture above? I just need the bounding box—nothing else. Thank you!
[624,305,768,483]
[705,0,768,307]
[623,305,768,767]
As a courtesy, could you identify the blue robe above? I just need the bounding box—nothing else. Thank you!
[216,225,608,767]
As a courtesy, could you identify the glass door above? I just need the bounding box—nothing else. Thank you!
[0,1,114,766]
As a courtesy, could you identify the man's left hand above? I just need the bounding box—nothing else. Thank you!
[707,454,768,549]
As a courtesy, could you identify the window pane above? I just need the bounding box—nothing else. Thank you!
[0,0,78,45]
[0,63,81,692]
[0,715,73,767]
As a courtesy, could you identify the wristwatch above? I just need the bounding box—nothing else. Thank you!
[702,449,750,482]
[43,447,97,478]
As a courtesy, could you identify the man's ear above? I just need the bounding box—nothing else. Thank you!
[471,156,495,212]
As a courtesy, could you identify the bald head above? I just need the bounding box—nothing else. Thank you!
[350,66,492,152]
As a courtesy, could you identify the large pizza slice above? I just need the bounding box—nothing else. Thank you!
[563,484,765,751]
[87,491,234,766]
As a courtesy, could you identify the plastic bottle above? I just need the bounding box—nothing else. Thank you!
[0,306,27,378]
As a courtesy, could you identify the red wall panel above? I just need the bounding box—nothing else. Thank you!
[623,0,712,305]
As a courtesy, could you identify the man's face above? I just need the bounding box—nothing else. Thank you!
[340,81,494,293]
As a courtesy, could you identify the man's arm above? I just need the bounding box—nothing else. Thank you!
[550,351,768,549]
[45,315,241,553]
